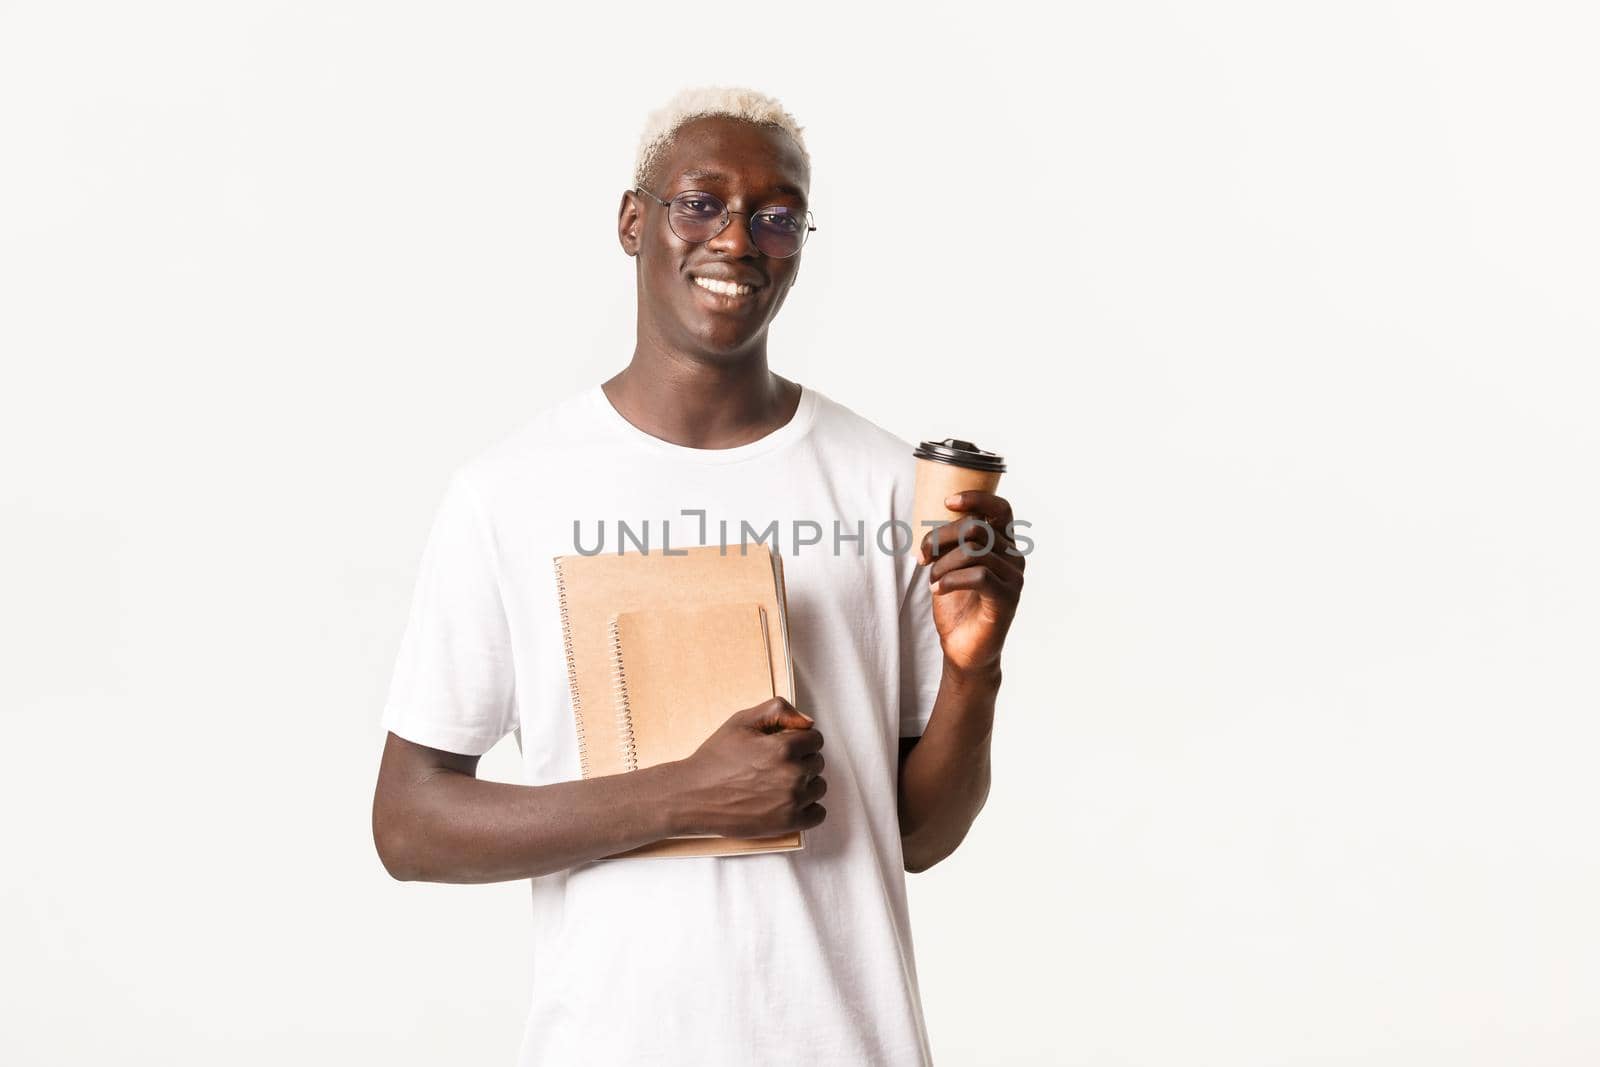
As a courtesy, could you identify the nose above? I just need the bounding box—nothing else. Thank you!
[704,208,760,259]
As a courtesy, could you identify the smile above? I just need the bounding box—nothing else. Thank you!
[692,276,756,297]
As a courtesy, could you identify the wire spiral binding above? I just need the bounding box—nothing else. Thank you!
[553,557,591,778]
[608,617,640,773]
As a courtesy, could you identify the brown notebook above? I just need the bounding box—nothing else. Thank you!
[610,602,775,772]
[553,544,801,859]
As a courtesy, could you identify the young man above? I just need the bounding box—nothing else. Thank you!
[372,87,1026,1065]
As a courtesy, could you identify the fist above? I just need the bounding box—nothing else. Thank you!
[671,697,827,839]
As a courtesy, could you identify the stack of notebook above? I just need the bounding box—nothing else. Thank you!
[553,543,802,859]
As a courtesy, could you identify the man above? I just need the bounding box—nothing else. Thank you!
[372,86,1026,1065]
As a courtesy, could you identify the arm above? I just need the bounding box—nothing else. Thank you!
[373,697,826,883]
[897,490,1024,873]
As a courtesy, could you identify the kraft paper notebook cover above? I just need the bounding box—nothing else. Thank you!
[610,602,775,772]
[552,543,801,859]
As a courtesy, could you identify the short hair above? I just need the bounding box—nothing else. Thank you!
[633,86,810,189]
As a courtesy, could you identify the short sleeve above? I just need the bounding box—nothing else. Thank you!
[898,565,944,737]
[381,471,517,756]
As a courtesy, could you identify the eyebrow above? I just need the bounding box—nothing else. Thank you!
[677,169,808,203]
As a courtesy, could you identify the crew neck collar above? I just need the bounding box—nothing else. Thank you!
[590,382,818,465]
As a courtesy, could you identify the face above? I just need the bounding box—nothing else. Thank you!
[619,116,811,363]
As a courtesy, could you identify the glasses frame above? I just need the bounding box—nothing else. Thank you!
[634,186,817,259]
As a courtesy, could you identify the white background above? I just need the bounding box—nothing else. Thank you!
[3,1,1597,1064]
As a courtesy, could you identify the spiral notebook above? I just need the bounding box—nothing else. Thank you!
[610,602,775,772]
[552,543,802,859]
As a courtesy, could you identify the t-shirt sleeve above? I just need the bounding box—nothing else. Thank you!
[381,471,518,756]
[898,564,944,738]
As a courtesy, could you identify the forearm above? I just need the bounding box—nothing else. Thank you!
[375,758,686,883]
[897,660,999,872]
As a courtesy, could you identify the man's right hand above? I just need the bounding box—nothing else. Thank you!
[666,697,827,838]
[373,698,825,883]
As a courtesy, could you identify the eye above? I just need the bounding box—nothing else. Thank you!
[675,196,722,218]
[756,211,801,233]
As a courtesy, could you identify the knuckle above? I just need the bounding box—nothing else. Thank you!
[790,728,820,750]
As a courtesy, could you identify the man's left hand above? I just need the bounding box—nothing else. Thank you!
[917,491,1026,677]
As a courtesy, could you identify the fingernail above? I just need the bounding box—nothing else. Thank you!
[944,494,962,508]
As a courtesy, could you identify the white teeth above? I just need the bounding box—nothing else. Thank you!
[694,276,753,297]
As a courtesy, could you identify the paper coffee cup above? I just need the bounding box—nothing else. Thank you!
[912,438,1006,537]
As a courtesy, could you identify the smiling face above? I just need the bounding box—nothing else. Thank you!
[619,116,811,364]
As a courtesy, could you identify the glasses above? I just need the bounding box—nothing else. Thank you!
[635,186,817,259]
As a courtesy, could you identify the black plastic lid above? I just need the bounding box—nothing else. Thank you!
[912,438,1006,473]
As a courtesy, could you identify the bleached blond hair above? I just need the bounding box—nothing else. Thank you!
[633,86,810,189]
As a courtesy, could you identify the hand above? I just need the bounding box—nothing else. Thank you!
[667,697,827,838]
[917,491,1026,678]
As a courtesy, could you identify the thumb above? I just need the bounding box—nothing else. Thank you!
[740,696,814,733]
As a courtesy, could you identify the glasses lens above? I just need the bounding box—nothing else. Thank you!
[668,192,727,243]
[750,207,809,259]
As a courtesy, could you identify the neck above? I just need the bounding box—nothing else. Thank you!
[603,343,800,450]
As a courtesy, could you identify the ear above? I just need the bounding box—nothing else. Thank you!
[618,190,642,257]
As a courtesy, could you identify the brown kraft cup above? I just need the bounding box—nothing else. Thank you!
[912,438,1006,539]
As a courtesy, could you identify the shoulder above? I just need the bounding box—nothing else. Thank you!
[448,385,603,504]
[803,386,926,596]
[805,386,918,481]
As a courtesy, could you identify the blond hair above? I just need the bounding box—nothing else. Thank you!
[634,86,809,188]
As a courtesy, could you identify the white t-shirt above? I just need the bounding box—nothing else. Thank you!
[382,383,945,1066]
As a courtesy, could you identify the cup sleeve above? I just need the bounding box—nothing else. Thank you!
[380,471,518,756]
[898,563,943,738]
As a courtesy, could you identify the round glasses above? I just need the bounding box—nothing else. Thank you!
[635,187,816,259]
